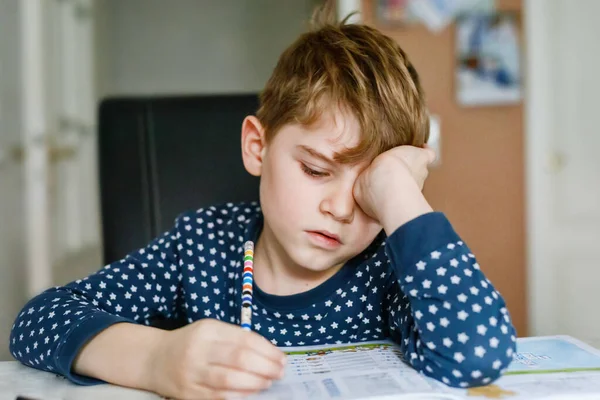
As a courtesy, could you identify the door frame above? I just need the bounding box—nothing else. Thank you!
[20,0,52,297]
[524,0,560,337]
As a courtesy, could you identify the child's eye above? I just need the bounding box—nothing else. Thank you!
[301,163,329,178]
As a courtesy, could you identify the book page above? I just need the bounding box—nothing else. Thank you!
[249,337,600,400]
[247,340,455,400]
[507,335,600,375]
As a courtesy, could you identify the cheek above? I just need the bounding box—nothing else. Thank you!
[260,157,316,220]
[352,216,382,247]
[266,160,316,204]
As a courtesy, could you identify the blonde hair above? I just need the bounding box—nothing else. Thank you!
[256,1,429,164]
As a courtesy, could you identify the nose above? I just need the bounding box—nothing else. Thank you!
[319,180,354,224]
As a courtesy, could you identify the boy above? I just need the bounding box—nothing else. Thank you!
[9,6,516,400]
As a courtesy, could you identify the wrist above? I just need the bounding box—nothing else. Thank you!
[142,327,171,393]
[379,188,433,235]
[73,322,169,392]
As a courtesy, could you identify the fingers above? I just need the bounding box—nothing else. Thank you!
[242,333,287,365]
[352,176,379,221]
[203,364,274,392]
[181,386,257,400]
[206,322,286,365]
[208,343,285,380]
[421,145,436,164]
[202,321,286,380]
[205,320,286,363]
[425,148,436,164]
[392,145,435,167]
[220,390,258,400]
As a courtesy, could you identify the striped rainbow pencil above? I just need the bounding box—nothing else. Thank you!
[240,241,254,331]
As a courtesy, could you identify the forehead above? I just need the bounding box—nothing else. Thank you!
[293,108,362,153]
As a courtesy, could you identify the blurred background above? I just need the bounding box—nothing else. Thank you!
[0,0,598,361]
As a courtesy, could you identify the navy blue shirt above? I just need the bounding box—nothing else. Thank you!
[9,202,516,388]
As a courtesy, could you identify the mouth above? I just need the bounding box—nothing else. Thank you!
[306,230,343,248]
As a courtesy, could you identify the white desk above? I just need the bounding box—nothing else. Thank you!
[5,360,600,400]
[0,362,160,400]
[5,335,600,400]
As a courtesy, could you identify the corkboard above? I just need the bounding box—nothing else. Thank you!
[362,0,527,335]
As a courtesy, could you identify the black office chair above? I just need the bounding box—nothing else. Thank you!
[98,94,261,266]
[97,94,261,329]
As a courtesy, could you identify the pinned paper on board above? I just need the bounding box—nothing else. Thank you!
[376,0,496,31]
[456,12,522,106]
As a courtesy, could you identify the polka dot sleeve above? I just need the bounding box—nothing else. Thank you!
[383,212,517,388]
[8,212,191,384]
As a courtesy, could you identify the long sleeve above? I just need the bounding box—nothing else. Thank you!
[8,212,191,385]
[383,212,516,388]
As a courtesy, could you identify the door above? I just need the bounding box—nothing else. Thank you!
[0,0,98,360]
[48,0,102,284]
[22,0,101,295]
[525,0,600,346]
[0,0,27,361]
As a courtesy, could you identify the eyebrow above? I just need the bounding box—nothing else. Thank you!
[297,145,338,165]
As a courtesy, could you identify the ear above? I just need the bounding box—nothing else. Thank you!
[241,116,266,177]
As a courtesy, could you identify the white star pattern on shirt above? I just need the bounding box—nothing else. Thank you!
[474,346,486,358]
[8,202,515,390]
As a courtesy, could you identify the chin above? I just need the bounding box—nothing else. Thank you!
[290,249,348,272]
[301,263,340,273]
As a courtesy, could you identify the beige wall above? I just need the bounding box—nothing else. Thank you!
[362,0,527,336]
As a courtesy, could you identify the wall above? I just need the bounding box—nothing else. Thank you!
[0,0,318,361]
[362,0,527,335]
[0,0,26,360]
[94,0,527,335]
[0,0,528,363]
[95,0,318,97]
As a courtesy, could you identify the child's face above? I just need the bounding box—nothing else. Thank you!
[255,110,382,273]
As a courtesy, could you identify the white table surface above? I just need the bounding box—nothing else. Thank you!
[0,361,161,400]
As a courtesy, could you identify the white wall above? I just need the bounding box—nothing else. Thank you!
[95,0,318,97]
[0,0,319,361]
[0,0,26,361]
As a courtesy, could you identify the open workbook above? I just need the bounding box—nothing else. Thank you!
[5,335,600,400]
[246,335,600,400]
